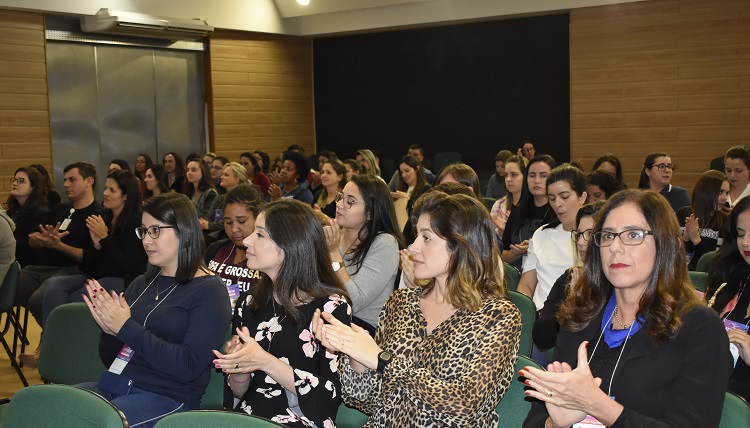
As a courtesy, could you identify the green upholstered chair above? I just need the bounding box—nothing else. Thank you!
[507,291,535,357]
[504,263,521,292]
[695,250,717,273]
[432,152,463,174]
[0,261,26,387]
[720,391,750,428]
[200,326,232,410]
[38,303,106,384]
[483,197,497,212]
[336,402,368,428]
[155,410,284,427]
[688,271,708,293]
[496,355,543,428]
[1,384,126,428]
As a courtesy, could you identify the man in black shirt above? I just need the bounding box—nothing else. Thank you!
[16,162,104,365]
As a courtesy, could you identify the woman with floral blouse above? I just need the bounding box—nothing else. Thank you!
[213,199,351,427]
[313,192,522,427]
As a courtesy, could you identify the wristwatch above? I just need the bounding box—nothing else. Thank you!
[376,350,394,373]
[331,261,342,272]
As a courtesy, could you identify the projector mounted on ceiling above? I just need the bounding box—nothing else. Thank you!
[80,8,214,40]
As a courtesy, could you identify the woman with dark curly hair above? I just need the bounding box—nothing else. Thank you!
[706,196,750,402]
[523,190,731,428]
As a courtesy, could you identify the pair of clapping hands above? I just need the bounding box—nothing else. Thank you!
[28,215,108,250]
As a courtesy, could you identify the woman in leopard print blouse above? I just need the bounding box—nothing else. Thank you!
[313,191,522,427]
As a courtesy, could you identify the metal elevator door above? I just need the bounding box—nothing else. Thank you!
[46,42,205,195]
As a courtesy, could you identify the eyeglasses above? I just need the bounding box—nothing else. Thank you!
[571,229,593,242]
[135,225,177,240]
[335,192,363,209]
[653,163,675,171]
[10,177,26,184]
[593,229,654,247]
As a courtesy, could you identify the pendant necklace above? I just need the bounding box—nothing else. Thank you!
[155,276,179,301]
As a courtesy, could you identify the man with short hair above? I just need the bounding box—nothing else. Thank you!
[211,156,229,194]
[388,144,436,191]
[17,162,105,366]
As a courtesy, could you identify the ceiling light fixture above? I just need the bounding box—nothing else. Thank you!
[296,0,310,5]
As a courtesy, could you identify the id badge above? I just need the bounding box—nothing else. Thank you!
[109,345,134,375]
[59,218,72,231]
[573,415,606,427]
[573,396,615,427]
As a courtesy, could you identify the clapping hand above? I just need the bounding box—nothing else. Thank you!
[521,341,606,428]
[82,279,130,335]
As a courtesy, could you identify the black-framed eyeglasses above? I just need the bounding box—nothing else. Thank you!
[10,177,26,184]
[593,229,654,247]
[135,225,177,240]
[335,192,363,209]
[571,229,593,242]
[653,163,675,171]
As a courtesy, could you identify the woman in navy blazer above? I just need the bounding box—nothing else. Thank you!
[522,190,731,428]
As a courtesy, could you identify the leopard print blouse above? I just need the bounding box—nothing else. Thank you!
[340,287,522,427]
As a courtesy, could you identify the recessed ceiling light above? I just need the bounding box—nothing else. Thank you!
[296,0,310,5]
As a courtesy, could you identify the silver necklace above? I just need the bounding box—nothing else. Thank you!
[613,305,631,329]
[155,279,179,301]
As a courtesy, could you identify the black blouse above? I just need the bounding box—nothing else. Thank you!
[232,290,351,427]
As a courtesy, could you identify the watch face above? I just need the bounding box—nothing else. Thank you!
[380,351,393,362]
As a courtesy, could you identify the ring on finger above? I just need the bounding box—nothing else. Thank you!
[546,390,553,398]
[235,363,240,369]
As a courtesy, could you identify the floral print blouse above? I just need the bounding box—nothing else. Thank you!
[233,291,352,427]
[339,287,521,428]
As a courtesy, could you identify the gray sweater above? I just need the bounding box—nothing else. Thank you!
[341,233,399,328]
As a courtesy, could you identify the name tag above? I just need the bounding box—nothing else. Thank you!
[59,218,72,231]
[573,396,615,427]
[573,415,606,427]
[109,345,134,375]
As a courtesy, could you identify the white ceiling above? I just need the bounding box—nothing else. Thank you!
[0,0,649,36]
[273,0,429,18]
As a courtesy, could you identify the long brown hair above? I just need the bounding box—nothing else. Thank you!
[411,192,506,311]
[557,190,700,342]
[249,200,350,326]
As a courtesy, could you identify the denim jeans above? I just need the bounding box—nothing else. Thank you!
[41,275,125,326]
[77,382,186,428]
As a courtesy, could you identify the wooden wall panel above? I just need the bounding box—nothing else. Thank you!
[207,30,315,164]
[0,9,50,202]
[570,0,750,194]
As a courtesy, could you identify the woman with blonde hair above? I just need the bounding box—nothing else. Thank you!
[356,149,381,177]
[313,191,521,427]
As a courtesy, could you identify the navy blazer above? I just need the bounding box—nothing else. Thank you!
[524,304,732,428]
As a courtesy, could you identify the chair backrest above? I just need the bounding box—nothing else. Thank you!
[0,261,20,313]
[689,271,708,293]
[2,384,127,428]
[720,391,750,428]
[200,326,232,410]
[38,303,106,384]
[156,410,285,427]
[432,152,464,174]
[496,355,542,428]
[504,263,520,292]
[507,291,535,357]
[483,197,497,212]
[336,402,368,428]
[696,250,717,273]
